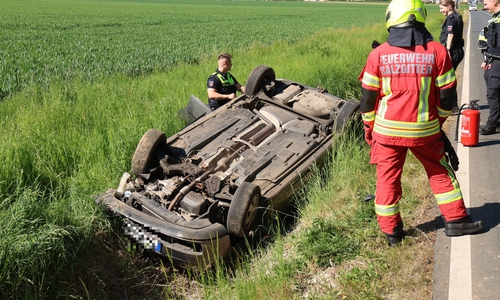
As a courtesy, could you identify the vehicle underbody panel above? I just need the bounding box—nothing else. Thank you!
[96,65,361,268]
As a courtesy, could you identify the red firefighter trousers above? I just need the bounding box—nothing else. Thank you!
[370,138,469,235]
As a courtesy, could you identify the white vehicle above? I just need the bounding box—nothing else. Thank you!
[469,4,477,11]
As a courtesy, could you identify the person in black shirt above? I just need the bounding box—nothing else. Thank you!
[440,0,464,69]
[478,0,500,134]
[439,0,465,114]
[207,53,245,111]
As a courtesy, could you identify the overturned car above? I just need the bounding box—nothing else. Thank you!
[97,65,360,268]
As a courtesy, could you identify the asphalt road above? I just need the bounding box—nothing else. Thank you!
[432,10,500,300]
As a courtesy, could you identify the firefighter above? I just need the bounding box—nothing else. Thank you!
[478,0,500,135]
[359,0,483,246]
[206,53,245,111]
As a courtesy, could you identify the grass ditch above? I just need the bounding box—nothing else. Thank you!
[0,4,456,299]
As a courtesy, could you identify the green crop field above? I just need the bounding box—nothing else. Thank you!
[0,0,388,99]
[0,0,447,298]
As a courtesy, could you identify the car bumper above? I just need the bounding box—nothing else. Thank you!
[97,189,232,269]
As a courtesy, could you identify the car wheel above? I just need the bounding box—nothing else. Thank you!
[131,129,166,177]
[333,100,361,133]
[227,182,261,238]
[245,65,276,97]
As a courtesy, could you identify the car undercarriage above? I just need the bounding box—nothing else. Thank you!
[97,65,361,268]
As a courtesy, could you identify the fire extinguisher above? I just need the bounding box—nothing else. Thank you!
[454,100,480,147]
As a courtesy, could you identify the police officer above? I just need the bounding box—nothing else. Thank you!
[359,0,483,246]
[439,0,464,70]
[478,0,500,135]
[439,0,464,114]
[207,53,245,111]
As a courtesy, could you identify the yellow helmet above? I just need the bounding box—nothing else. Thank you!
[385,0,427,29]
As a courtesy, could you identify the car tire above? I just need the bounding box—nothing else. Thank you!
[333,100,361,133]
[245,65,276,97]
[227,182,261,238]
[131,129,166,177]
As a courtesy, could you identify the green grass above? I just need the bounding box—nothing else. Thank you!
[0,0,385,100]
[0,0,448,298]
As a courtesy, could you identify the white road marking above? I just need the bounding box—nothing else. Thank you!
[448,16,473,300]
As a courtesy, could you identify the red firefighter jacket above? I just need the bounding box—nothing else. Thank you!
[359,41,456,147]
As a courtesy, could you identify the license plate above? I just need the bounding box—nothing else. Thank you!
[124,222,161,252]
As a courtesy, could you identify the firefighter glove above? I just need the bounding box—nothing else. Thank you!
[442,130,459,171]
[364,123,373,146]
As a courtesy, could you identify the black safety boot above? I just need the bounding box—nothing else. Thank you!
[445,216,483,236]
[480,124,496,135]
[385,222,405,247]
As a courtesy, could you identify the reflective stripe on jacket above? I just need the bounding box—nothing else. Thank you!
[216,72,235,87]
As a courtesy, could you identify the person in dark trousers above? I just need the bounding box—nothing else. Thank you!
[359,0,483,246]
[207,53,245,111]
[439,0,465,114]
[478,0,500,135]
